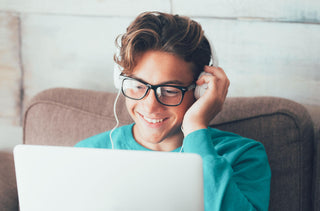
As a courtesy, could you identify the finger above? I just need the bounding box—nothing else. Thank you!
[203,65,218,76]
[196,76,222,99]
[200,68,229,89]
[205,66,230,92]
[204,66,227,79]
[196,73,215,86]
[196,66,230,101]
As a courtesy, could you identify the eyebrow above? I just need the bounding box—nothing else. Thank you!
[128,75,186,86]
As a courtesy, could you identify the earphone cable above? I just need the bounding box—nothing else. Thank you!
[179,126,185,153]
[109,89,122,149]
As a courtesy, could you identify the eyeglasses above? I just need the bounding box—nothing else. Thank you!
[121,77,195,106]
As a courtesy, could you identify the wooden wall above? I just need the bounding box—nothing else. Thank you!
[0,0,319,150]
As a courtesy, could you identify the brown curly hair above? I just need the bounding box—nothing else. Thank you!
[114,11,212,80]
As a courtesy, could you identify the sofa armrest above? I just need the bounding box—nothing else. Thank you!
[304,104,320,211]
[0,151,19,211]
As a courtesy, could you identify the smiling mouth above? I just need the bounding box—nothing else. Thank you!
[139,113,166,124]
[143,116,164,123]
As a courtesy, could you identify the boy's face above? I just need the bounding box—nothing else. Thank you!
[125,50,195,151]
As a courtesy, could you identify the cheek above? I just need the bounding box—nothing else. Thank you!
[125,99,135,115]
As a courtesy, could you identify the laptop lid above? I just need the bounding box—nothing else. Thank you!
[14,145,204,211]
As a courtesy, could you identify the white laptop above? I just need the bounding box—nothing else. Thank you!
[14,145,204,211]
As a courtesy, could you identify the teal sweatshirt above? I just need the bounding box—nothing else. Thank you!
[75,124,271,211]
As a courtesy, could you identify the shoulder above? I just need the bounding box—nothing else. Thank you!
[186,127,264,150]
[209,128,262,148]
[208,128,269,165]
[209,128,264,149]
[75,131,110,148]
[185,127,268,163]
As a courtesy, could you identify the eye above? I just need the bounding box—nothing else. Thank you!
[127,80,145,90]
[160,87,181,97]
[135,84,145,90]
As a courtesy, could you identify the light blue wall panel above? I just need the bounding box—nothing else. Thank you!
[172,0,320,23]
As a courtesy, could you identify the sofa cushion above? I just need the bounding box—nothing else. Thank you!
[24,88,132,146]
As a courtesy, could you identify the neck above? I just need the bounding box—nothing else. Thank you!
[132,125,184,151]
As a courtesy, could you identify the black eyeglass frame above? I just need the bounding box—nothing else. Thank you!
[121,76,196,106]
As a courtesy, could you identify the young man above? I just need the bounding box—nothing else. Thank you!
[76,11,271,210]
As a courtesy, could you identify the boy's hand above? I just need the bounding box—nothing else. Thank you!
[182,66,230,136]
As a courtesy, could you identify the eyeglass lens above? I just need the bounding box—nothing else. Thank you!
[122,78,183,106]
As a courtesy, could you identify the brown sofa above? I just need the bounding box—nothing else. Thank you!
[1,87,319,211]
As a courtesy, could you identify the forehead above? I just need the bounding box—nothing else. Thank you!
[130,51,194,85]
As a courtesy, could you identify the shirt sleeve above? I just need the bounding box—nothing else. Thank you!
[183,128,271,211]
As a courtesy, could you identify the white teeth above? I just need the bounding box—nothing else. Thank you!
[143,116,164,123]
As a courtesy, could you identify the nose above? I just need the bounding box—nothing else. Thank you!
[141,88,164,112]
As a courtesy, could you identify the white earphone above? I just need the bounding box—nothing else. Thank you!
[194,40,219,99]
[113,62,123,90]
